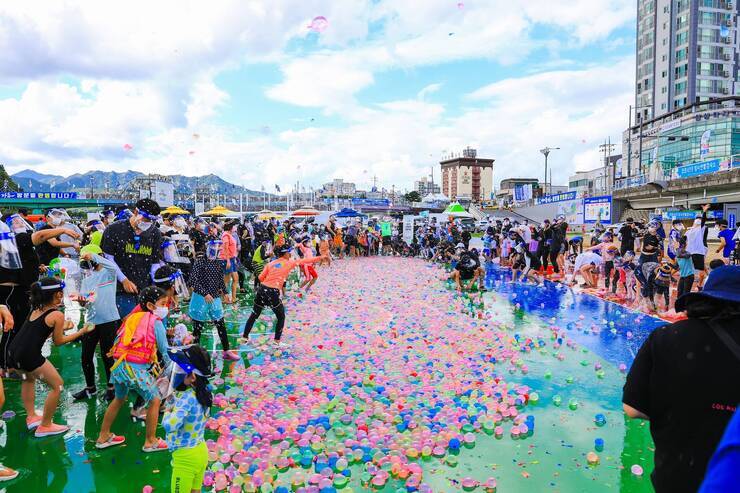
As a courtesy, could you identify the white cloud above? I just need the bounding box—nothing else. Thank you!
[417,83,442,101]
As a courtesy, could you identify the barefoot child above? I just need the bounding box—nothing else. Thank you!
[163,345,212,493]
[95,286,172,452]
[7,277,94,437]
[297,237,319,292]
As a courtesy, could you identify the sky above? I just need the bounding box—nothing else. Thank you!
[0,0,636,193]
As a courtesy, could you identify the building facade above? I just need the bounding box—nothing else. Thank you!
[414,176,441,196]
[636,0,738,124]
[440,148,494,204]
[321,179,356,197]
[495,178,539,206]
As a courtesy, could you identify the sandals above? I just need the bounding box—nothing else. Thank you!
[0,465,18,482]
[142,438,168,453]
[95,434,125,449]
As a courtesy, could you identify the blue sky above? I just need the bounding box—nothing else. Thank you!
[0,0,637,192]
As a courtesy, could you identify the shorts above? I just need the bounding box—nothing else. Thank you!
[303,265,318,279]
[220,258,238,274]
[110,362,157,404]
[7,350,45,373]
[254,286,282,309]
[171,441,208,493]
[691,254,705,271]
[188,293,225,322]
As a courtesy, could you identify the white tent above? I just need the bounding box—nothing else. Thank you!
[421,193,450,203]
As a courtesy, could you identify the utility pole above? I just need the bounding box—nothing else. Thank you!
[598,139,616,194]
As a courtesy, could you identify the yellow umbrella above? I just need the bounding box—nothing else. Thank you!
[256,209,281,220]
[162,205,190,215]
[200,205,237,216]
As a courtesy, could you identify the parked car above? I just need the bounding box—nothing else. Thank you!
[476,219,489,232]
[459,217,477,233]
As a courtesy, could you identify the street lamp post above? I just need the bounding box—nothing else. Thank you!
[539,147,560,196]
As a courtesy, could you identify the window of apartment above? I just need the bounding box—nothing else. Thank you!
[677,15,689,29]
[699,27,718,43]
[676,31,689,45]
[662,70,667,78]
[676,48,688,61]
[675,63,689,78]
[663,37,668,45]
[662,86,668,94]
[675,81,688,94]
[661,103,667,110]
[698,79,714,92]
[662,54,667,62]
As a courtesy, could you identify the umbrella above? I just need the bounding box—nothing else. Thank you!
[257,209,282,220]
[200,205,237,216]
[162,205,190,216]
[291,207,320,217]
[333,208,367,218]
[443,202,474,218]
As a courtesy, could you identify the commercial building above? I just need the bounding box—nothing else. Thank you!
[635,0,738,124]
[495,178,540,206]
[568,155,622,197]
[320,179,356,197]
[414,176,441,196]
[440,147,494,204]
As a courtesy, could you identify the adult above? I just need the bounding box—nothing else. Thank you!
[686,204,711,288]
[550,216,568,276]
[35,209,80,267]
[623,266,740,493]
[100,199,162,318]
[638,220,662,265]
[666,219,684,260]
[450,244,486,292]
[189,218,209,258]
[715,219,736,264]
[618,217,636,256]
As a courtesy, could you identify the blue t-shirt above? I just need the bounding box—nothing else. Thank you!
[676,254,695,278]
[718,229,736,258]
[699,408,740,493]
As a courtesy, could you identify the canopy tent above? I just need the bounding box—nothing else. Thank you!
[290,207,320,217]
[421,193,450,203]
[199,205,237,217]
[333,208,367,218]
[256,209,282,220]
[443,202,474,218]
[162,205,190,216]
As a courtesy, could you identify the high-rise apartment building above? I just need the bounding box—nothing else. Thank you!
[636,0,737,123]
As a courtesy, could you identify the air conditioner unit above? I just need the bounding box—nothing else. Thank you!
[722,88,730,94]
[723,70,731,77]
[729,1,734,8]
[723,36,732,43]
[724,53,733,60]
[726,20,734,27]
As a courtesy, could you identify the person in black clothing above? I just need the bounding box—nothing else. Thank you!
[549,216,568,274]
[461,229,472,250]
[189,218,209,258]
[623,266,740,493]
[639,221,662,265]
[0,215,78,368]
[35,209,80,266]
[100,199,162,319]
[450,245,486,291]
[619,217,636,256]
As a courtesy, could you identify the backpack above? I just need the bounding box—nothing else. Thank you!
[109,311,158,369]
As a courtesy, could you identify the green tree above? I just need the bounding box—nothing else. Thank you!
[0,165,20,192]
[404,191,422,203]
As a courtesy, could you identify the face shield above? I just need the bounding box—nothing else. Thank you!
[161,240,189,264]
[173,216,187,229]
[136,210,157,232]
[155,269,189,299]
[47,209,65,227]
[116,209,133,222]
[206,240,223,260]
[6,214,33,234]
[87,220,105,233]
[0,223,22,270]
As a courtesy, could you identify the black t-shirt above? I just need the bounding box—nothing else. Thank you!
[35,225,60,266]
[101,220,162,292]
[456,251,480,278]
[642,232,661,254]
[0,232,39,288]
[623,318,740,493]
[189,229,208,257]
[620,224,635,247]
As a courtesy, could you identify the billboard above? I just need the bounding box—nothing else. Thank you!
[152,181,174,207]
[557,199,583,225]
[536,191,577,205]
[583,195,612,224]
[0,192,77,199]
[402,215,414,244]
[351,198,390,208]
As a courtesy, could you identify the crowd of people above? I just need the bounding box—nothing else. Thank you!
[0,199,736,491]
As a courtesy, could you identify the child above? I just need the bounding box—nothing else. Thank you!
[7,277,93,437]
[163,346,212,493]
[72,245,121,402]
[675,236,695,304]
[318,233,331,267]
[297,237,319,292]
[220,221,240,304]
[585,240,619,292]
[482,228,496,265]
[0,305,18,481]
[95,286,172,452]
[621,251,638,303]
[242,245,326,349]
[652,262,675,312]
[188,240,239,361]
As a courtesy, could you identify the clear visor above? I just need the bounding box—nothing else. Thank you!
[7,214,33,234]
[0,223,21,270]
[162,242,189,264]
[207,241,223,260]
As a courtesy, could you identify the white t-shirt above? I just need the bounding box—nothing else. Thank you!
[685,226,707,256]
[574,251,603,271]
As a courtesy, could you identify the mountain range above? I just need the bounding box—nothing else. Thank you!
[11,169,266,196]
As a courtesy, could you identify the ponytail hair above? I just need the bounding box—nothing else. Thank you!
[29,277,64,310]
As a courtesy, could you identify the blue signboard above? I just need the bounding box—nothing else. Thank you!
[0,192,78,200]
[664,210,722,220]
[351,198,390,207]
[729,213,736,229]
[583,195,613,224]
[536,191,577,205]
[676,159,720,178]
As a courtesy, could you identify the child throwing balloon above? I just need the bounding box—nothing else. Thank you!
[162,345,212,493]
[7,277,94,437]
[95,286,172,452]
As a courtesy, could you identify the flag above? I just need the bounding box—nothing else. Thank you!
[275,184,281,192]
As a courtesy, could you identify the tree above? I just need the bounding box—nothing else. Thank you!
[0,166,21,192]
[404,191,422,203]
